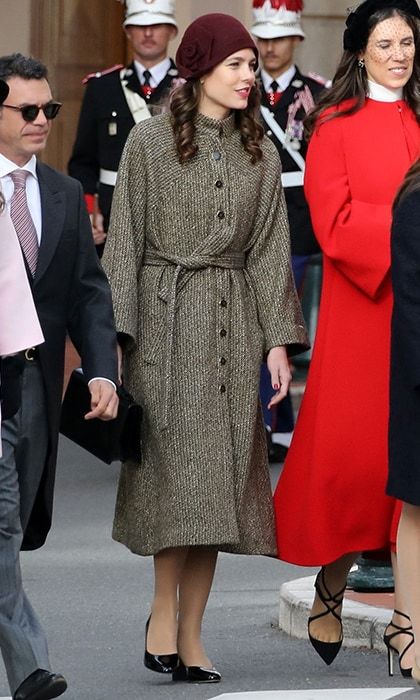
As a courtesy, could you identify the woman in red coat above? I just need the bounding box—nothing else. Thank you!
[273,0,420,671]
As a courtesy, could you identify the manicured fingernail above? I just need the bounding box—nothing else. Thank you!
[274,384,279,390]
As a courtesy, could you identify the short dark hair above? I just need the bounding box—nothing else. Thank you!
[0,53,48,82]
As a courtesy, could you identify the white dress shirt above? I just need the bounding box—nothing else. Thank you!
[134,57,171,88]
[260,65,297,94]
[0,153,42,243]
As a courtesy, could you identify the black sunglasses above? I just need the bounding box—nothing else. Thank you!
[1,101,62,122]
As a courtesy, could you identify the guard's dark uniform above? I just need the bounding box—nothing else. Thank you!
[68,60,178,230]
[259,67,325,441]
[259,67,325,257]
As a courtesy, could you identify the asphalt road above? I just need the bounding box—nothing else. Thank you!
[1,438,417,700]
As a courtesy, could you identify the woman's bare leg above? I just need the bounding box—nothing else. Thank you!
[309,552,358,642]
[177,547,218,667]
[146,546,188,654]
[397,503,420,670]
[385,551,415,673]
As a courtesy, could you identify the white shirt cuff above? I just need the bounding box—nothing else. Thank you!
[87,377,117,391]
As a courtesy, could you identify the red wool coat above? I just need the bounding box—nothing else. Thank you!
[274,98,420,566]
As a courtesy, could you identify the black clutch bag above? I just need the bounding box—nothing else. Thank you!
[60,368,142,464]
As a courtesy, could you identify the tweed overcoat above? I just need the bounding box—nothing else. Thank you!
[102,112,308,557]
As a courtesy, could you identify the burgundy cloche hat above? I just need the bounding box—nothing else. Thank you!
[0,80,9,105]
[343,0,420,52]
[176,13,259,80]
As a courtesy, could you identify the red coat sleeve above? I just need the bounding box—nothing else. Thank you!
[304,116,391,299]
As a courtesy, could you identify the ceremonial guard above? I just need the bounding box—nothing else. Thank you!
[68,0,178,251]
[251,0,327,458]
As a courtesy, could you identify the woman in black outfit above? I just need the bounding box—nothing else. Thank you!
[389,157,420,688]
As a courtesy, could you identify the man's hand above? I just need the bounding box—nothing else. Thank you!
[85,380,118,421]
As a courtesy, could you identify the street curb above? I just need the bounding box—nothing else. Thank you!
[278,575,390,651]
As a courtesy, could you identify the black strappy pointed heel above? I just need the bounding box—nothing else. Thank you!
[308,567,346,665]
[383,610,414,678]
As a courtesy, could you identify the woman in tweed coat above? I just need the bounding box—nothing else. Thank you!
[102,13,307,683]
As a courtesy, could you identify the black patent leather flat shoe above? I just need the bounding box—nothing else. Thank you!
[172,660,221,683]
[144,616,178,674]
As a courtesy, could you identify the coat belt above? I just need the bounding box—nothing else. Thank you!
[143,248,245,429]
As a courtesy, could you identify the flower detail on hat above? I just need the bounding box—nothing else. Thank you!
[177,28,214,79]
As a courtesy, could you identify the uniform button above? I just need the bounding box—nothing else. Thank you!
[220,329,227,338]
[215,180,223,188]
[220,298,227,308]
[220,384,226,393]
[217,211,225,220]
[267,130,273,136]
[220,357,226,366]
[213,151,222,160]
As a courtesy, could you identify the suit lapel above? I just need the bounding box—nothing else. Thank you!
[34,163,65,285]
[124,62,142,94]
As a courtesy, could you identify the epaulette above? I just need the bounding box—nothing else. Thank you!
[82,64,124,85]
[307,72,332,88]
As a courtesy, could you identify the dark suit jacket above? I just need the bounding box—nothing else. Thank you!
[259,67,325,256]
[388,187,420,504]
[22,162,118,550]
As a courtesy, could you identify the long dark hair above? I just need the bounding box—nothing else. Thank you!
[306,8,420,137]
[170,80,264,164]
[393,158,420,210]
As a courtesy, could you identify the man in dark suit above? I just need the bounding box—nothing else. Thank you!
[68,0,178,254]
[250,0,327,459]
[0,54,118,700]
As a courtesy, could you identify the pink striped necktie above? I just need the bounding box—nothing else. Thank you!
[9,169,39,277]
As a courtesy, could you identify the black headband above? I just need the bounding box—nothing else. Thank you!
[343,0,420,53]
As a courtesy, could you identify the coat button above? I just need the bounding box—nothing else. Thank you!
[220,299,227,308]
[217,211,225,220]
[267,130,273,137]
[213,151,222,160]
[215,180,223,188]
[220,384,226,393]
[220,357,226,366]
[220,329,227,338]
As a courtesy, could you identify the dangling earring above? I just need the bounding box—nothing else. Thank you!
[358,58,365,69]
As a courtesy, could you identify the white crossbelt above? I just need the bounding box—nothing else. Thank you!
[260,105,305,189]
[99,71,154,188]
[99,168,118,187]
[119,69,152,125]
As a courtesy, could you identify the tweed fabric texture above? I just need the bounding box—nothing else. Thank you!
[102,111,308,557]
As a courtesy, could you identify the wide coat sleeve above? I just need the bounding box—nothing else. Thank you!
[304,115,391,299]
[245,143,308,356]
[101,126,146,348]
[391,189,420,389]
[65,179,118,384]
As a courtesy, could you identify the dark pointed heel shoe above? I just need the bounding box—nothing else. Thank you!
[172,660,221,683]
[144,616,178,674]
[383,609,414,678]
[308,567,346,665]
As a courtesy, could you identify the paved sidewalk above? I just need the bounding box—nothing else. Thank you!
[279,574,394,652]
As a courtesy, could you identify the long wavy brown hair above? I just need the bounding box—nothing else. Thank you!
[393,158,420,211]
[170,79,264,164]
[305,8,420,138]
